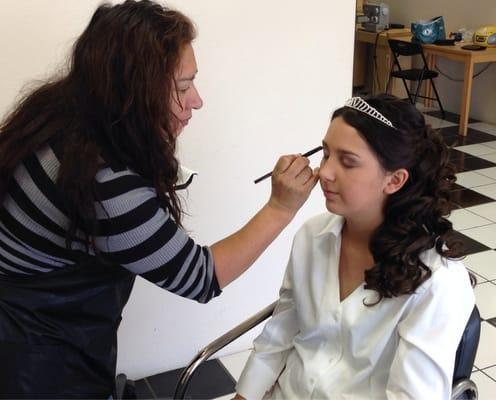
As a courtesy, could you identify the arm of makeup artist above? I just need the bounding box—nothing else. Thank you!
[212,155,318,288]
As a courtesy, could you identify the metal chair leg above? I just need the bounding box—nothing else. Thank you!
[429,77,446,119]
[412,69,427,106]
[400,77,413,103]
[413,80,423,105]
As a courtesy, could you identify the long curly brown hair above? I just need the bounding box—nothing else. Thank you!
[0,0,194,249]
[332,93,463,303]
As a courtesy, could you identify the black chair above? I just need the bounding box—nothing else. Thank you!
[175,303,481,400]
[113,373,136,399]
[452,305,481,399]
[387,39,445,119]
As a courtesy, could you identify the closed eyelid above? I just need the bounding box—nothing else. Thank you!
[340,152,360,161]
[341,155,358,166]
[176,83,192,93]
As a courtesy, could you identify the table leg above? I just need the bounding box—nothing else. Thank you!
[459,60,474,136]
[373,45,390,94]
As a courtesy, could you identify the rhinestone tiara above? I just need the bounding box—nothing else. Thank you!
[344,97,396,129]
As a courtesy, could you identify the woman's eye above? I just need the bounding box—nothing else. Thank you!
[177,84,190,93]
[341,157,355,168]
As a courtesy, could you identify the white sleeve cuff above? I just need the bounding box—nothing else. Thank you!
[235,352,282,400]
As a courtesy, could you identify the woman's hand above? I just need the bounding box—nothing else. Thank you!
[268,154,319,217]
[232,394,246,400]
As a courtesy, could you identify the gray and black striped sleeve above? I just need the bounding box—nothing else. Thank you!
[93,167,221,303]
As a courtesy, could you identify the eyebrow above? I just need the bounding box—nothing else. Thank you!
[322,141,360,158]
[176,71,197,82]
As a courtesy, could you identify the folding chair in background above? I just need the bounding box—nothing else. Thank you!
[387,39,446,119]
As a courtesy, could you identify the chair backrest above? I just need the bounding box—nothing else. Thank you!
[388,39,423,56]
[387,39,432,78]
[453,305,481,382]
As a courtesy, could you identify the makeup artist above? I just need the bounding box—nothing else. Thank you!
[0,1,318,398]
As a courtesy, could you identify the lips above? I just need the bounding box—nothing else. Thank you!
[322,188,339,199]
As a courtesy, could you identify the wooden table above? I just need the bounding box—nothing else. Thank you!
[421,42,496,136]
[355,30,496,136]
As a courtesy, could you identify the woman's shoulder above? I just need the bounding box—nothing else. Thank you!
[95,163,146,184]
[92,165,161,219]
[416,248,474,300]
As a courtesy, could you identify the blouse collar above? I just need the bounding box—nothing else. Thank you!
[315,214,345,238]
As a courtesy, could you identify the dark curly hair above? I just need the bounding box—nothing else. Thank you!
[332,93,463,304]
[0,0,195,249]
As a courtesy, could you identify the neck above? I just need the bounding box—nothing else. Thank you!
[342,214,383,245]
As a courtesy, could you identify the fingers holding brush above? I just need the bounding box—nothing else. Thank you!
[294,158,320,185]
[269,154,319,215]
[254,145,322,184]
[271,154,299,176]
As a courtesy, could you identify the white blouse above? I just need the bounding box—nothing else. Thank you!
[236,213,475,400]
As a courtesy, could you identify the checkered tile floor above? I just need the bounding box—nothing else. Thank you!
[133,109,496,399]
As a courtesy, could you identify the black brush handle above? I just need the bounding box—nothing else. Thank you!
[254,145,323,184]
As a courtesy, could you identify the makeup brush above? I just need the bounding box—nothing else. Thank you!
[254,145,323,184]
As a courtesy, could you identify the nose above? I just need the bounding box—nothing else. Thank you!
[319,157,336,182]
[190,84,203,110]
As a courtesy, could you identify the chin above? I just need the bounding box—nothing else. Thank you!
[326,201,347,217]
[325,202,339,214]
[173,127,184,137]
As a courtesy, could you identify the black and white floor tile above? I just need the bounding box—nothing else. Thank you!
[132,109,496,399]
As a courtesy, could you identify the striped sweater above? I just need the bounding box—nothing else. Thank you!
[0,144,220,303]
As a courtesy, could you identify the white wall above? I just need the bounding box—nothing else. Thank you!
[387,0,496,124]
[0,0,356,379]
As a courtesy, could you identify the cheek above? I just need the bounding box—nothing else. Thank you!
[342,173,384,201]
[170,99,179,116]
[363,179,387,205]
[170,95,185,117]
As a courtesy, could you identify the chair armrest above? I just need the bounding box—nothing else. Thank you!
[113,373,128,399]
[174,301,277,399]
[451,378,478,399]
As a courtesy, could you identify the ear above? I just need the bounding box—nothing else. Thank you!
[384,168,409,195]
